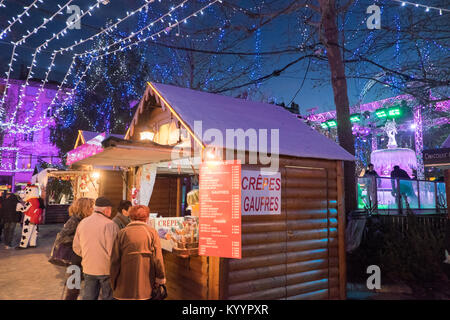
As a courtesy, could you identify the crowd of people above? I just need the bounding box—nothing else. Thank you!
[52,197,166,300]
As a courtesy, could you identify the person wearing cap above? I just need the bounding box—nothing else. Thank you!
[73,197,119,300]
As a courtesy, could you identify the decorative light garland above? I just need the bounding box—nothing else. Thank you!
[0,0,76,116]
[25,0,219,134]
[93,1,219,59]
[55,0,158,55]
[0,0,43,40]
[2,0,220,134]
[4,0,183,133]
[389,0,449,15]
[32,0,181,132]
[76,0,191,58]
[4,0,106,132]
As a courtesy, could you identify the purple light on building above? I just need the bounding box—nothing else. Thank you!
[0,78,67,191]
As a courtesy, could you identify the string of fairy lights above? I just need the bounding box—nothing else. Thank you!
[0,0,43,40]
[0,0,77,120]
[2,0,193,132]
[51,0,221,128]
[389,0,450,15]
[0,0,447,135]
[0,0,103,120]
[16,0,161,133]
[11,0,201,133]
[1,0,221,134]
[5,0,111,131]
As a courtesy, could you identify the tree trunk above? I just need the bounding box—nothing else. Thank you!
[319,0,356,213]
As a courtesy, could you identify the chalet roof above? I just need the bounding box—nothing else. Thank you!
[129,82,354,161]
[75,130,124,148]
[442,134,450,148]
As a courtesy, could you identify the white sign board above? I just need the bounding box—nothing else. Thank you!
[241,170,281,215]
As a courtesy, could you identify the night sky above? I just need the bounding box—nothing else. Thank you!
[0,0,447,114]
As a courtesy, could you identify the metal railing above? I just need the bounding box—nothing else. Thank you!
[357,177,447,214]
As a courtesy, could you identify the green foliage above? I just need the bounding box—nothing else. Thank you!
[348,214,447,287]
[46,177,73,204]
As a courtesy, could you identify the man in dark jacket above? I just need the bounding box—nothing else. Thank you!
[390,165,411,180]
[1,193,21,249]
[364,164,379,178]
[364,164,379,209]
[390,166,416,210]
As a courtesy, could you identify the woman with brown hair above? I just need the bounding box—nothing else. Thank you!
[110,205,166,300]
[51,197,94,300]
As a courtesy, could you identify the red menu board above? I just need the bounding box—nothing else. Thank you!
[199,160,241,259]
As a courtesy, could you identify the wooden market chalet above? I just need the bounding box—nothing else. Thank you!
[66,81,355,300]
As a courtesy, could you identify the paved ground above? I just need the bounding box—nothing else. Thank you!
[2,224,448,300]
[0,224,68,300]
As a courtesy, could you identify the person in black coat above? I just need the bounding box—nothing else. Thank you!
[390,165,411,180]
[1,193,21,249]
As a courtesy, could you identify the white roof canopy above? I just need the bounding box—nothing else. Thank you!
[73,140,176,167]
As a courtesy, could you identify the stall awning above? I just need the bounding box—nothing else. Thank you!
[72,137,178,167]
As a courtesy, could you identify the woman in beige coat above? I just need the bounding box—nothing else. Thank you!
[110,205,166,300]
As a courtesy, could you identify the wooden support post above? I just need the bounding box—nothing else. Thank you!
[445,169,450,219]
[219,258,229,300]
[336,161,346,300]
[176,176,181,217]
[208,256,220,300]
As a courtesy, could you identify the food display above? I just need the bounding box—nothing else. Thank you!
[148,216,199,257]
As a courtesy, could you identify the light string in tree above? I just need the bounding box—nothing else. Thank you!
[0,0,43,39]
[51,0,220,123]
[0,0,6,8]
[7,0,183,133]
[4,0,107,132]
[389,0,450,15]
[22,0,190,133]
[27,57,82,134]
[0,44,17,117]
[20,0,160,133]
[22,0,201,133]
[30,0,179,132]
[55,0,158,55]
[5,0,219,133]
[0,0,76,117]
[76,0,192,58]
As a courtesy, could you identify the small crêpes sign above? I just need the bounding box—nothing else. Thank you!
[241,170,281,215]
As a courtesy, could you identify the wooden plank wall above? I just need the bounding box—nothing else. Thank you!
[149,176,178,217]
[164,253,212,300]
[224,157,343,300]
[44,205,70,224]
[99,170,124,218]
